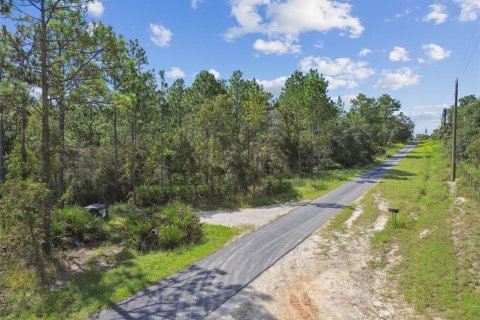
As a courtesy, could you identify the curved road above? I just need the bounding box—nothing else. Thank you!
[92,143,416,320]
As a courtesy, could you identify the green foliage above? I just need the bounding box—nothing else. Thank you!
[136,184,198,207]
[158,225,186,250]
[439,96,480,167]
[122,203,203,251]
[5,142,40,181]
[0,224,239,320]
[466,135,480,167]
[0,179,50,264]
[0,2,418,316]
[262,176,293,196]
[123,217,157,252]
[360,141,480,319]
[326,120,375,168]
[52,206,108,247]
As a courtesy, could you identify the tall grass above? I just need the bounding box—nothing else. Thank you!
[353,141,480,319]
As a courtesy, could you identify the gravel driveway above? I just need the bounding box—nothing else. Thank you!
[198,201,309,228]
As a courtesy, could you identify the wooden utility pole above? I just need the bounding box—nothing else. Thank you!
[452,78,458,182]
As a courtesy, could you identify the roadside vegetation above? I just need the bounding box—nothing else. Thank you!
[0,1,415,319]
[1,202,240,319]
[200,142,406,209]
[325,140,480,319]
[434,95,480,186]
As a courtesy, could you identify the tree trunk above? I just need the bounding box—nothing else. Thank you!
[0,106,4,231]
[0,106,5,184]
[58,95,65,196]
[40,0,52,256]
[58,44,66,196]
[297,115,301,172]
[113,104,119,202]
[21,108,27,179]
[131,104,137,203]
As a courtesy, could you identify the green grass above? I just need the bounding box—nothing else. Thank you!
[206,143,406,210]
[335,140,480,319]
[3,224,240,320]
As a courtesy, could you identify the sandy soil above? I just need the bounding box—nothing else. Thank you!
[207,195,420,320]
[198,201,309,228]
[52,245,124,290]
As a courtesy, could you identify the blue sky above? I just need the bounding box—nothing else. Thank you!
[88,0,479,134]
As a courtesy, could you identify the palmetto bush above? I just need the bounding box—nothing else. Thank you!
[122,203,203,252]
[53,206,108,247]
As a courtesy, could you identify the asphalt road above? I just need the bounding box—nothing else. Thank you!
[92,143,416,320]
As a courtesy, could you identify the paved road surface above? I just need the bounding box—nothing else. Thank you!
[92,143,416,320]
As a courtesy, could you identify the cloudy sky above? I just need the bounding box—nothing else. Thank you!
[87,0,480,134]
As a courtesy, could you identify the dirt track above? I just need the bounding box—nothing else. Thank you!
[207,195,421,320]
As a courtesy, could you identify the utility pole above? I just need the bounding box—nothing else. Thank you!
[452,78,458,182]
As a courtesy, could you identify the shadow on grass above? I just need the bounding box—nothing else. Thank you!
[89,264,274,320]
[382,169,416,181]
[44,248,142,319]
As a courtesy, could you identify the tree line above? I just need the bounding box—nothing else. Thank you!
[434,95,480,167]
[0,0,414,257]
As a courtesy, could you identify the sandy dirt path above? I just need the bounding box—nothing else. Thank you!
[198,201,309,228]
[206,195,421,320]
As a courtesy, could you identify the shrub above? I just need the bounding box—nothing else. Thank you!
[466,135,480,167]
[53,206,107,247]
[0,180,50,264]
[137,184,210,206]
[262,176,293,196]
[122,218,157,252]
[155,203,203,245]
[158,226,186,250]
[313,159,342,172]
[122,203,203,252]
[136,185,171,207]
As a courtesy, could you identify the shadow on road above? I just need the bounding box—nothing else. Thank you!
[91,264,275,320]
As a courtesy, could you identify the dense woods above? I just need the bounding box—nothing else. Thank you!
[0,3,414,314]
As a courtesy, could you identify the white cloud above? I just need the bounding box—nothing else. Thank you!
[150,24,173,47]
[406,103,449,118]
[299,56,375,89]
[339,94,357,108]
[454,0,480,21]
[225,0,363,42]
[423,4,448,24]
[253,39,301,55]
[257,76,288,97]
[165,67,185,79]
[418,58,426,64]
[87,0,104,18]
[389,46,410,62]
[375,67,420,90]
[384,7,419,22]
[191,0,202,9]
[209,69,221,79]
[403,103,449,134]
[422,43,451,60]
[359,48,372,57]
[314,41,324,49]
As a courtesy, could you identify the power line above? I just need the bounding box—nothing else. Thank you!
[461,22,480,79]
[463,34,480,74]
[462,24,477,63]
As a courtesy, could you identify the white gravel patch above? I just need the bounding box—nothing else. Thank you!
[198,201,309,228]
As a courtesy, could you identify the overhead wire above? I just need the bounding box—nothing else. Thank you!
[458,21,480,97]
